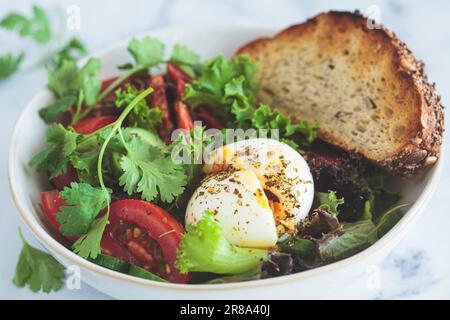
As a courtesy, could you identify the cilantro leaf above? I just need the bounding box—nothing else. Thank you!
[72,213,109,259]
[69,134,103,185]
[169,44,201,78]
[94,37,164,104]
[38,96,76,123]
[79,59,102,106]
[119,136,187,202]
[47,59,80,97]
[47,57,101,101]
[29,124,78,178]
[115,84,162,131]
[57,182,111,236]
[43,57,101,123]
[317,191,345,216]
[0,5,51,43]
[52,37,88,67]
[0,52,25,79]
[13,228,65,293]
[128,36,165,68]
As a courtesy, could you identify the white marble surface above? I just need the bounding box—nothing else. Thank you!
[0,0,449,300]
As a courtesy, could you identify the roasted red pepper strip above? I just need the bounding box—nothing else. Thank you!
[167,64,194,130]
[149,74,174,137]
[167,63,192,97]
[174,100,194,130]
[194,106,224,129]
[72,115,118,134]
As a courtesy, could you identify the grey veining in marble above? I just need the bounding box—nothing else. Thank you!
[1,0,449,299]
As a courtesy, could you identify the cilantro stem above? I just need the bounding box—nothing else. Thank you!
[71,90,85,125]
[18,227,26,244]
[73,66,141,122]
[96,87,154,194]
[95,66,142,104]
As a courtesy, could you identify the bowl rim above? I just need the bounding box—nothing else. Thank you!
[8,24,444,292]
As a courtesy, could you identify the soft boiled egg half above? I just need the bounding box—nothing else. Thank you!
[185,138,314,248]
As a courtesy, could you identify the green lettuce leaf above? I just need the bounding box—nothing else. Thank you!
[175,211,268,275]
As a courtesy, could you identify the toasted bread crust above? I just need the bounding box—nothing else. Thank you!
[236,11,444,177]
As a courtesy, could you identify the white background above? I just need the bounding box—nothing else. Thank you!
[0,0,449,299]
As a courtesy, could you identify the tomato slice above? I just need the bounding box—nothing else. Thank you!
[72,115,118,134]
[41,190,78,242]
[101,200,190,283]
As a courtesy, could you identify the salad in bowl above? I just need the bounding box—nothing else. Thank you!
[12,12,443,292]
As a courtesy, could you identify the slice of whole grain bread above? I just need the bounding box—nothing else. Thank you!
[236,11,444,177]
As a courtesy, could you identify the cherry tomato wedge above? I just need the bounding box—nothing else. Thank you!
[41,190,78,242]
[101,200,190,283]
[72,115,118,134]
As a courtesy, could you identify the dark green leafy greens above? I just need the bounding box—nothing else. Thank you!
[316,220,374,261]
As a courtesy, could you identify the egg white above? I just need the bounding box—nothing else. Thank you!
[185,169,278,248]
[186,138,315,248]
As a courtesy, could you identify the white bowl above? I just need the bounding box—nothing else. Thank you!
[8,26,443,299]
